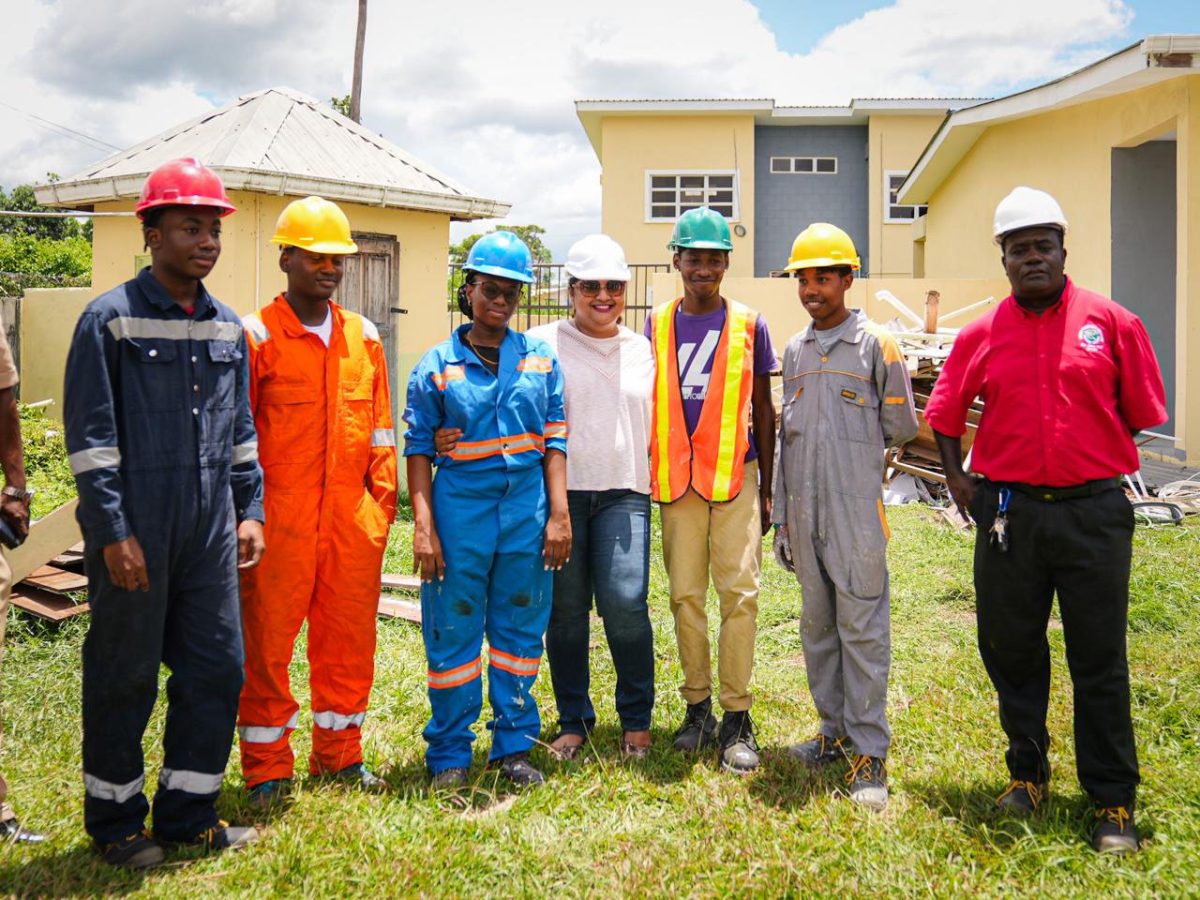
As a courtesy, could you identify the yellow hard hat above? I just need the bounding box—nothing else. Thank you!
[784,223,860,271]
[272,196,358,254]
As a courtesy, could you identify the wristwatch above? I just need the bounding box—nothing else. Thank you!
[2,486,34,504]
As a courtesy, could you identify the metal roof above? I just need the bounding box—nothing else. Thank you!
[34,87,508,220]
[899,36,1200,204]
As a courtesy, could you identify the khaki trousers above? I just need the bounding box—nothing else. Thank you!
[0,549,12,821]
[660,461,761,712]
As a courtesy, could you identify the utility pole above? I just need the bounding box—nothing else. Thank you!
[350,0,368,123]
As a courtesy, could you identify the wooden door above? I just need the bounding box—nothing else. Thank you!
[335,232,400,428]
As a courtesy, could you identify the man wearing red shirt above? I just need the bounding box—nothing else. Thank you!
[926,187,1166,856]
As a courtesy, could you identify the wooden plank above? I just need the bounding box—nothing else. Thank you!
[50,541,86,570]
[23,564,88,593]
[4,499,83,584]
[377,593,421,623]
[10,585,89,622]
[381,572,421,592]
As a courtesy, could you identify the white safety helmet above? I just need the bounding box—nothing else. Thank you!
[993,186,1069,245]
[564,234,631,282]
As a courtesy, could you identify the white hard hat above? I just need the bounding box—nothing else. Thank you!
[993,186,1069,245]
[564,234,630,281]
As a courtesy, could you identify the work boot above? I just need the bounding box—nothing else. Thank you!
[1091,803,1139,855]
[846,755,888,810]
[247,778,292,809]
[430,767,469,792]
[182,820,260,854]
[98,829,165,869]
[717,710,760,774]
[672,698,718,753]
[490,753,545,789]
[787,733,850,767]
[332,762,383,791]
[996,779,1047,816]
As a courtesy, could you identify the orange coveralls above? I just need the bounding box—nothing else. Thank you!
[238,296,397,787]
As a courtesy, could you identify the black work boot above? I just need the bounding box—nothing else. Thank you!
[717,710,760,774]
[490,753,545,789]
[996,779,1047,816]
[787,733,850,767]
[672,698,718,752]
[98,829,165,869]
[1091,802,1139,855]
[846,755,888,810]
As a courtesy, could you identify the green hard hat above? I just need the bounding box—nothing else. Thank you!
[668,206,733,251]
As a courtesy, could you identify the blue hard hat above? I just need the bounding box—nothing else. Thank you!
[463,231,535,284]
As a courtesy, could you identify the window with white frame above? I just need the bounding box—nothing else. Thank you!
[885,170,928,222]
[770,156,837,175]
[646,171,738,222]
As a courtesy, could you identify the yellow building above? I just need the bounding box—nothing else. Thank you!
[575,98,978,278]
[899,36,1200,463]
[33,87,508,424]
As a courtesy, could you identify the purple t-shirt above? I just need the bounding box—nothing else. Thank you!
[645,301,777,461]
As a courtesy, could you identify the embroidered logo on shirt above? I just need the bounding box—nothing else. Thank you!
[1078,324,1105,353]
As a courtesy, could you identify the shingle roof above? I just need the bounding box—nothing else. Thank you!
[35,87,506,220]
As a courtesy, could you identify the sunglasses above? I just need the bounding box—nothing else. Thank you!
[575,280,627,297]
[470,280,523,303]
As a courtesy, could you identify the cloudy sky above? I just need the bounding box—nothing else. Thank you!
[2,0,1196,257]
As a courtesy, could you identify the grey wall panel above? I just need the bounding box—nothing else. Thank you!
[753,125,869,277]
[1111,142,1176,437]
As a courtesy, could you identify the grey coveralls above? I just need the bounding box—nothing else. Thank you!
[772,309,917,758]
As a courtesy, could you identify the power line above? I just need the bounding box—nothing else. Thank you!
[0,100,121,153]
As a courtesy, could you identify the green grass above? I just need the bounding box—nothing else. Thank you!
[2,432,1198,894]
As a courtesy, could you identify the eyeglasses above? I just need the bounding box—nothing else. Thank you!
[470,280,523,303]
[575,280,627,297]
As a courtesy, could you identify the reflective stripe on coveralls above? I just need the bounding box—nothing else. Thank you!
[772,309,917,758]
[403,324,567,774]
[65,267,263,845]
[649,298,756,503]
[237,297,397,788]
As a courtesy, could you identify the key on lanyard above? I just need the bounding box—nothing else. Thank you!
[990,487,1011,553]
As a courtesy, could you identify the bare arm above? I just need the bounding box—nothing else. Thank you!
[541,449,571,570]
[0,385,28,539]
[934,429,976,520]
[407,454,444,582]
[751,373,776,536]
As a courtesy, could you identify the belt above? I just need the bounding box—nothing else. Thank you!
[993,477,1123,503]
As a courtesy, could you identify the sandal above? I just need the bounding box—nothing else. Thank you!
[622,731,651,760]
[549,733,586,761]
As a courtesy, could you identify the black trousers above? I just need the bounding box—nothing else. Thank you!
[972,482,1139,808]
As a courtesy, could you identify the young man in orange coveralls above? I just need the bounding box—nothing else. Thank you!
[238,196,397,805]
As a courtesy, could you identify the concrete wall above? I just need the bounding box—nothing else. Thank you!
[753,125,868,277]
[867,114,946,277]
[920,74,1200,462]
[88,190,455,417]
[598,115,756,275]
[649,273,1010,350]
[17,287,93,409]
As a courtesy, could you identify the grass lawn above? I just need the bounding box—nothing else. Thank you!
[2,415,1198,895]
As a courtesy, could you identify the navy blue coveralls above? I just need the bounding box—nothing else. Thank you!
[403,324,566,774]
[64,267,263,844]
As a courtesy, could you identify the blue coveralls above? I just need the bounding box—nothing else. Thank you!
[63,267,263,844]
[403,324,566,774]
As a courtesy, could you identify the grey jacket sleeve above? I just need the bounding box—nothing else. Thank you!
[873,332,919,448]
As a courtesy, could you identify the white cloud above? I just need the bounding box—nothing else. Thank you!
[0,0,1136,258]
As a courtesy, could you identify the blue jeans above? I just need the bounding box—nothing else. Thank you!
[546,490,655,735]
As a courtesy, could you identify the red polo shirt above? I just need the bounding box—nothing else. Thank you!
[925,277,1166,486]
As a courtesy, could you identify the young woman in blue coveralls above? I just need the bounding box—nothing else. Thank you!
[404,232,571,790]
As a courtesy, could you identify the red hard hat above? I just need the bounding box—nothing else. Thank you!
[135,157,236,219]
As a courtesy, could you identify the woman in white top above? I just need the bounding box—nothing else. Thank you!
[438,234,656,760]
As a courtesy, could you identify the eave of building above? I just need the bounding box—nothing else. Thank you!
[898,35,1200,204]
[574,97,986,159]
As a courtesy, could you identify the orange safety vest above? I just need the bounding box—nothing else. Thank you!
[649,297,757,503]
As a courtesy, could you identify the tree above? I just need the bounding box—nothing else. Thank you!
[330,95,352,117]
[0,178,92,295]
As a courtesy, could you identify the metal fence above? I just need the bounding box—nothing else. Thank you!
[447,263,671,334]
